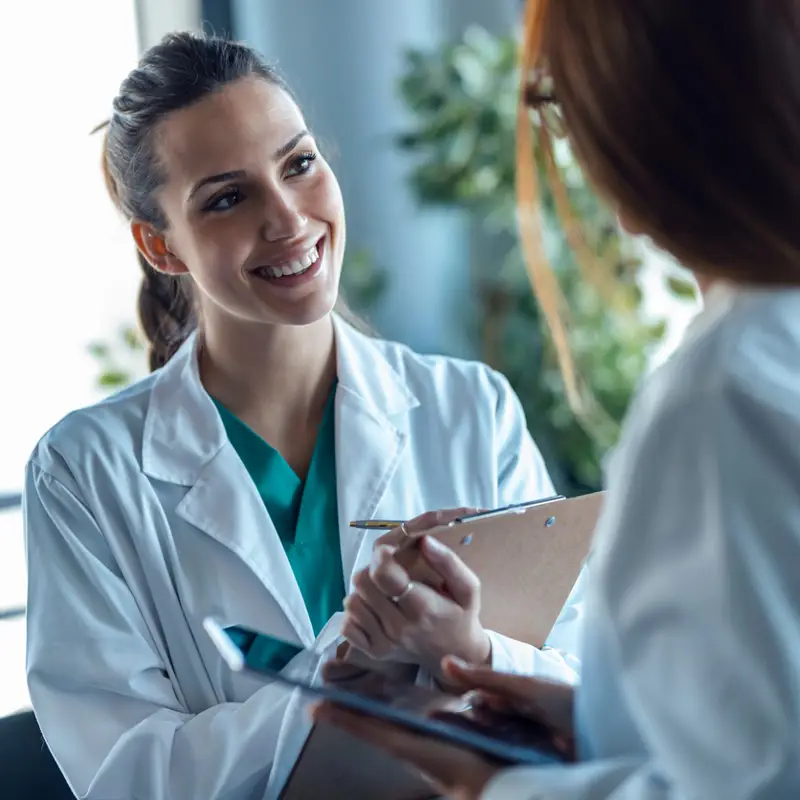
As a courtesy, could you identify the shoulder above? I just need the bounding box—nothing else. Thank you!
[597,291,800,630]
[29,373,158,484]
[607,288,800,504]
[633,290,800,427]
[369,334,514,412]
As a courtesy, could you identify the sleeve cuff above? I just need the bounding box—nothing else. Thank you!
[487,631,580,684]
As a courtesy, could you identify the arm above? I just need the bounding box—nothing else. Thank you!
[24,461,293,800]
[484,370,800,799]
[487,370,582,683]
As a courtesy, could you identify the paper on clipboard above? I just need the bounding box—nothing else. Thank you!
[399,492,604,648]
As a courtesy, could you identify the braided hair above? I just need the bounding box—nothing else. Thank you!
[100,32,294,370]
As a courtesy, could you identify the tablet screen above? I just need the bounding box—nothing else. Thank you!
[204,618,571,767]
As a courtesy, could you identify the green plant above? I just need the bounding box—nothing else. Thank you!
[88,249,387,391]
[88,325,147,392]
[398,26,695,493]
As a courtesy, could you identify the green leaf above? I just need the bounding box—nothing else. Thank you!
[87,342,109,359]
[98,370,132,388]
[666,276,698,300]
[647,320,669,341]
[122,326,144,350]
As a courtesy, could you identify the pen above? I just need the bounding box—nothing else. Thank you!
[349,495,564,530]
[348,519,404,530]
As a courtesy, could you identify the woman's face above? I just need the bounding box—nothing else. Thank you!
[140,76,345,329]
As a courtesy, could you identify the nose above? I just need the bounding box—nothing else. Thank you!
[259,190,307,242]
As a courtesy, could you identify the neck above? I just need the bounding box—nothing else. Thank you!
[199,313,337,428]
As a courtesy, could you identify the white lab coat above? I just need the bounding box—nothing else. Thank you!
[484,284,800,799]
[24,315,582,800]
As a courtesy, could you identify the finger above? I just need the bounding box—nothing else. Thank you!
[443,657,567,707]
[369,546,414,597]
[420,536,480,609]
[376,507,482,548]
[405,507,482,533]
[341,617,373,654]
[375,525,416,549]
[469,689,516,714]
[353,569,406,641]
[392,579,449,624]
[344,595,393,656]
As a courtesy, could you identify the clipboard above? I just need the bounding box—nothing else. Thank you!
[397,492,603,648]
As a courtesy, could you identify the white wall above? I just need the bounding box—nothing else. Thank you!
[0,0,143,718]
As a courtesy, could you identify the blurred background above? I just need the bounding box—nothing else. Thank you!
[0,0,699,721]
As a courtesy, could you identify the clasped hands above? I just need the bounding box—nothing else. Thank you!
[340,508,492,684]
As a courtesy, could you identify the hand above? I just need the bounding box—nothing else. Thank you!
[312,702,501,800]
[342,509,491,680]
[311,657,576,800]
[441,657,576,756]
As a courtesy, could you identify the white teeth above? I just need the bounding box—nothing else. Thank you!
[258,244,320,279]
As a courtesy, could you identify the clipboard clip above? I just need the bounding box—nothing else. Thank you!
[448,494,565,526]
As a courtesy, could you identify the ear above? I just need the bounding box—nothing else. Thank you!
[131,221,189,276]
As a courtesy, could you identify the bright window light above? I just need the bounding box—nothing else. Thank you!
[0,0,140,718]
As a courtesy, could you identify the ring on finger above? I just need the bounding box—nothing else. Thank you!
[390,581,415,605]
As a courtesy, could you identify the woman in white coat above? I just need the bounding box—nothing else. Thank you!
[23,32,583,800]
[314,1,800,798]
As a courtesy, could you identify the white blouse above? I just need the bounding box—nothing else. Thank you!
[485,284,800,799]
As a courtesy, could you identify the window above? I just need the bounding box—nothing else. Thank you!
[0,0,140,718]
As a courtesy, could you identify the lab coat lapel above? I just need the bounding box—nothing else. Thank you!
[176,448,314,644]
[141,336,314,645]
[332,317,419,585]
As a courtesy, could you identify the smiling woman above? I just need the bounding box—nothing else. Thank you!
[22,31,582,800]
[98,43,349,371]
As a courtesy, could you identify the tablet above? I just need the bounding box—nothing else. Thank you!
[203,617,570,767]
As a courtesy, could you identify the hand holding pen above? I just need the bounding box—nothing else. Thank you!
[340,507,493,680]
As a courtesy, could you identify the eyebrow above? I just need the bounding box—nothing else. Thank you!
[274,129,310,160]
[187,130,311,201]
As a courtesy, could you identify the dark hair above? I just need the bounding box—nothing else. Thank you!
[101,31,365,370]
[516,0,800,412]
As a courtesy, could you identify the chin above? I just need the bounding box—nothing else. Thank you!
[267,289,339,328]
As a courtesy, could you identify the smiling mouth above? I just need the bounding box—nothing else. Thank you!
[251,238,324,281]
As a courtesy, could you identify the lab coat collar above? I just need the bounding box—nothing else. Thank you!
[330,317,420,583]
[141,315,420,484]
[141,333,223,485]
[332,314,419,419]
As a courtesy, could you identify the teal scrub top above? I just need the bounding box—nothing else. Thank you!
[215,382,345,672]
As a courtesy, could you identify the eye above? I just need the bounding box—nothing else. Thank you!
[285,151,317,178]
[204,187,244,213]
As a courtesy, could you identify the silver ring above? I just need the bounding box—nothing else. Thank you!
[390,581,415,604]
